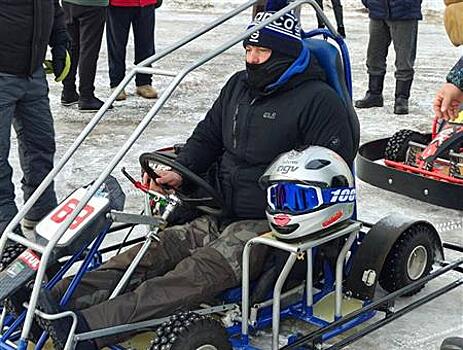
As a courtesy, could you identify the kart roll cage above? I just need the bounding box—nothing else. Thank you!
[0,1,345,348]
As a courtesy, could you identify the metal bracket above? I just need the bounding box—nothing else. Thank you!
[109,211,165,227]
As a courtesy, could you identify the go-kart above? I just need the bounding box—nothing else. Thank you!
[0,1,462,350]
[357,115,463,210]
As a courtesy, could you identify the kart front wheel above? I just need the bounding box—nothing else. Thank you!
[149,312,231,350]
[379,224,436,296]
[384,129,428,162]
[0,243,26,271]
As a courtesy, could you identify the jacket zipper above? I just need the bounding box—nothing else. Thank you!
[232,105,239,149]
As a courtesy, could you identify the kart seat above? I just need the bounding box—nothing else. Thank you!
[303,38,360,154]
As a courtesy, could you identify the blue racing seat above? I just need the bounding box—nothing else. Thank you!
[303,37,360,156]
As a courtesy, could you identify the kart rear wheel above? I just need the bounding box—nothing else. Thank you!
[379,224,435,296]
[149,312,231,350]
[384,129,428,162]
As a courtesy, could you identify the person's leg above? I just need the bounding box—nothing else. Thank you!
[36,216,219,349]
[314,0,325,28]
[52,216,219,309]
[331,0,345,37]
[80,219,268,348]
[0,76,21,235]
[133,5,158,98]
[61,3,80,106]
[106,6,131,89]
[390,19,418,115]
[12,71,57,223]
[76,5,106,100]
[355,19,391,108]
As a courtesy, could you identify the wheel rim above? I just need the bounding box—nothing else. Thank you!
[196,346,218,350]
[407,245,428,280]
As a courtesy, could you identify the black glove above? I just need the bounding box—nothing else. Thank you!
[155,0,163,9]
[50,30,71,82]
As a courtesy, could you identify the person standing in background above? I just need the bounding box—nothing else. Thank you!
[61,0,110,112]
[314,0,346,38]
[0,0,68,237]
[433,0,463,121]
[106,0,161,101]
[355,0,423,115]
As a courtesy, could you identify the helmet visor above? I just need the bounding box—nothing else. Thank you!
[267,183,356,214]
[267,183,323,213]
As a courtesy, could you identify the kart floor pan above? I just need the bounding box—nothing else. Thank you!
[313,292,363,323]
[357,137,463,210]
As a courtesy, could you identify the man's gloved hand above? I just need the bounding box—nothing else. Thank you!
[154,0,163,9]
[48,30,72,82]
[50,44,71,82]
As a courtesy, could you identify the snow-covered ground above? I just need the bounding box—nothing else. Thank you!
[7,1,463,349]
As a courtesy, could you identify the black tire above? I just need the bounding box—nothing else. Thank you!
[441,337,463,350]
[379,224,436,296]
[0,243,26,271]
[149,312,232,350]
[384,129,428,162]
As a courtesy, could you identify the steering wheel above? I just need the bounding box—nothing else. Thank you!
[139,152,224,216]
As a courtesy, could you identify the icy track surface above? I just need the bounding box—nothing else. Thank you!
[8,1,462,349]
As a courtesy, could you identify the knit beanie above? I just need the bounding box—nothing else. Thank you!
[243,9,303,58]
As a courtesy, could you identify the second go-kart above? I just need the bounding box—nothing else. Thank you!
[357,115,463,210]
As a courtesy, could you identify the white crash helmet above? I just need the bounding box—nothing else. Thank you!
[259,146,355,240]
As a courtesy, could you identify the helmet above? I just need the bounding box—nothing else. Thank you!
[259,146,355,240]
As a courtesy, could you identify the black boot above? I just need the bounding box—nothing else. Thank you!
[78,95,113,112]
[355,75,385,108]
[394,79,413,115]
[36,289,97,350]
[61,89,79,106]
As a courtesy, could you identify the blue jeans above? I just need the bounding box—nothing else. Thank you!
[0,70,57,234]
[106,5,156,88]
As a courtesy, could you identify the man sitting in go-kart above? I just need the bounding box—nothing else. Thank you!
[22,5,359,349]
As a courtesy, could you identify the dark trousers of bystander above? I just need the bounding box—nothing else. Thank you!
[62,3,106,99]
[0,70,57,235]
[106,5,155,88]
[315,0,344,30]
[366,18,418,81]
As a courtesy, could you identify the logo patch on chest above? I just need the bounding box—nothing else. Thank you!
[263,111,277,120]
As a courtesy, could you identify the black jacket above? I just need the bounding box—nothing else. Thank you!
[177,58,359,220]
[0,0,67,76]
[362,0,422,21]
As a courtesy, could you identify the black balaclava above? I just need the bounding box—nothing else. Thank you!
[246,50,295,91]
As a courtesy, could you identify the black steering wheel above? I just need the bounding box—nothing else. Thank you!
[139,152,224,216]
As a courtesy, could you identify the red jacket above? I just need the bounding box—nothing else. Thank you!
[110,0,157,6]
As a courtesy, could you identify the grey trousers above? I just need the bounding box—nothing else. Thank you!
[0,70,57,235]
[52,215,269,347]
[366,19,418,81]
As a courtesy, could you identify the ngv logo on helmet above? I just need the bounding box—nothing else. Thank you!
[329,187,356,203]
[276,165,299,174]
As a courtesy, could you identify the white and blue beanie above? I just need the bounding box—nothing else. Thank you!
[243,9,303,58]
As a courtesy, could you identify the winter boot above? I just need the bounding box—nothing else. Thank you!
[394,79,413,115]
[355,75,385,108]
[78,96,113,113]
[60,89,79,106]
[136,85,158,99]
[36,289,97,350]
